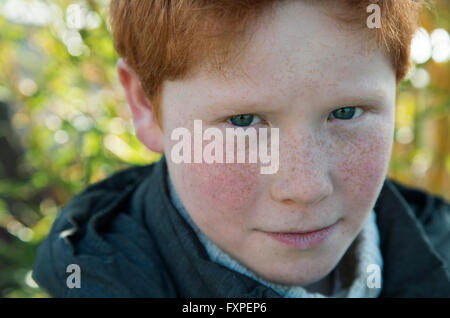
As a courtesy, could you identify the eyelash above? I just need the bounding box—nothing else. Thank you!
[225,106,366,127]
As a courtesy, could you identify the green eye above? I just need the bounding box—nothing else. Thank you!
[330,107,363,120]
[228,114,261,127]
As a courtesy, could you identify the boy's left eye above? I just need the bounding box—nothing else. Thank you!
[227,114,262,127]
[329,107,364,121]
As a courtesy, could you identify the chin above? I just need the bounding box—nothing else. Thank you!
[251,255,339,287]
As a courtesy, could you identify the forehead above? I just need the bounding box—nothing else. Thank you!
[163,1,395,112]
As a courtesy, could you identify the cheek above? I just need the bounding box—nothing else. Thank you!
[183,162,261,215]
[337,124,393,206]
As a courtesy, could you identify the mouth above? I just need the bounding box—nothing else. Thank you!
[264,221,339,249]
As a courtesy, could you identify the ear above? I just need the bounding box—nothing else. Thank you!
[116,58,164,153]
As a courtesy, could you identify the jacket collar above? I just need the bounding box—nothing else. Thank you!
[374,179,450,297]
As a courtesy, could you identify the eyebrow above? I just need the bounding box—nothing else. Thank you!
[203,89,390,115]
[202,100,279,118]
[336,84,393,106]
[196,75,393,117]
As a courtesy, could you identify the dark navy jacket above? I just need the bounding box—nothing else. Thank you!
[32,155,450,297]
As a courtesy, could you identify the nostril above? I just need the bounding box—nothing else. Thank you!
[282,199,297,206]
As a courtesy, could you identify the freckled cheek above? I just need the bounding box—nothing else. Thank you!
[185,163,261,214]
[338,131,393,204]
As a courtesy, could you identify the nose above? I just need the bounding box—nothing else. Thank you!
[269,132,333,207]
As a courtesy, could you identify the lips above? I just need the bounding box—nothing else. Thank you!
[265,221,338,249]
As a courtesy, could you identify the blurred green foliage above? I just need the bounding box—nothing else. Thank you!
[0,0,160,297]
[0,0,448,297]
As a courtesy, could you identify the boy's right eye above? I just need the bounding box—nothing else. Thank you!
[227,114,262,127]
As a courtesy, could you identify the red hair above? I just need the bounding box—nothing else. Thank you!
[109,0,423,126]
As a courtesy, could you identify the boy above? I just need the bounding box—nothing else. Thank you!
[33,0,450,297]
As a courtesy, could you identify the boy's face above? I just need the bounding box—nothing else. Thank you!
[139,1,396,286]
